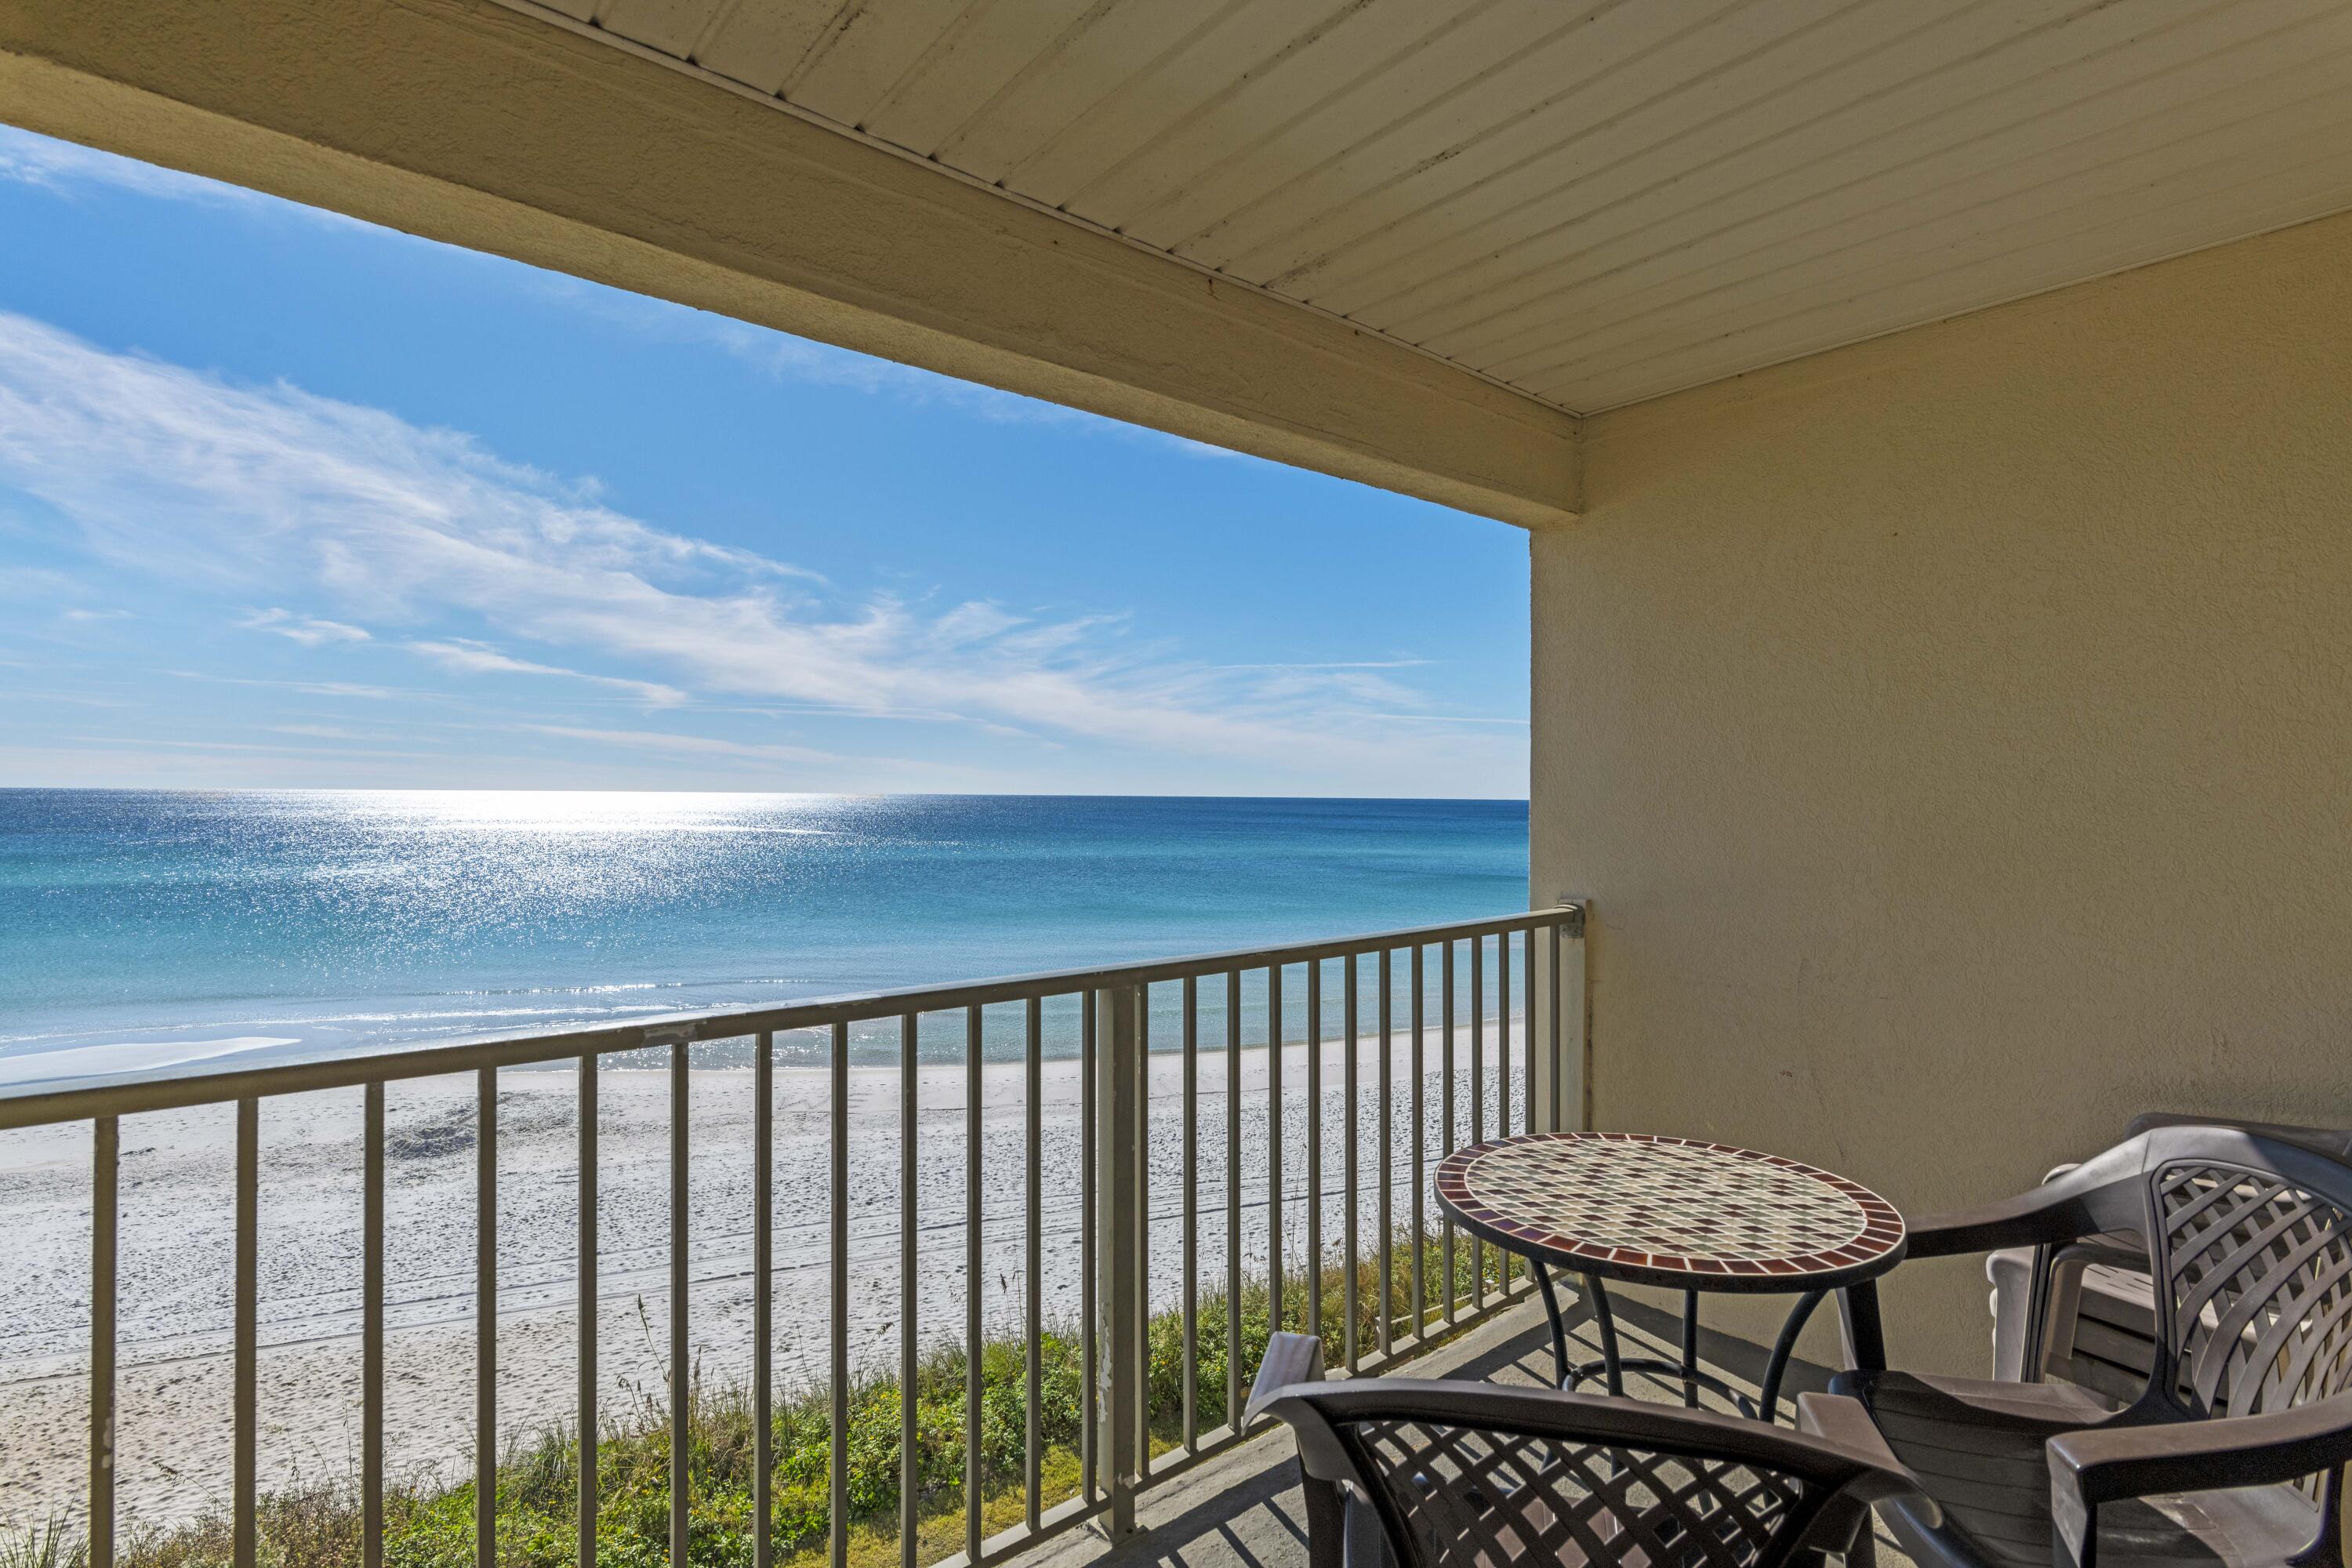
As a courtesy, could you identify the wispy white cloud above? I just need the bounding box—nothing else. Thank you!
[167,670,423,702]
[241,607,370,645]
[59,607,132,622]
[404,637,685,706]
[0,125,364,230]
[67,733,433,760]
[540,279,1250,461]
[0,310,1521,786]
[8,690,130,708]
[0,566,100,604]
[1212,659,1436,670]
[0,122,1240,463]
[524,723,844,767]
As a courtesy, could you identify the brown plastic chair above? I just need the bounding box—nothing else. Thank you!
[1247,1331,1929,1568]
[1818,1125,2352,1568]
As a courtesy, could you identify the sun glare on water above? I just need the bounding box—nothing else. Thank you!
[323,789,854,834]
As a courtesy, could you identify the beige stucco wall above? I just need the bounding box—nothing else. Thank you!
[1534,212,2352,1374]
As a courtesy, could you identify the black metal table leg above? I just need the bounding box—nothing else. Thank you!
[1758,1287,1828,1423]
[1839,1279,1888,1373]
[1532,1260,1571,1390]
[1679,1288,1700,1407]
[1581,1270,1627,1396]
[1558,1272,1754,1412]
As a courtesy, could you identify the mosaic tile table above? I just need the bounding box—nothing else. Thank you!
[1435,1132,1907,1421]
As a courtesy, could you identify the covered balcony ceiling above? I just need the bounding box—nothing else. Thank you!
[9,0,2352,524]
[525,0,2352,414]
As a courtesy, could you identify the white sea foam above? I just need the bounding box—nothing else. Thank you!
[0,1035,297,1087]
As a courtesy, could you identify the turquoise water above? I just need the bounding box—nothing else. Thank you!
[0,790,1528,1083]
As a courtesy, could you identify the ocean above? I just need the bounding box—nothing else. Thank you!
[0,789,1530,1085]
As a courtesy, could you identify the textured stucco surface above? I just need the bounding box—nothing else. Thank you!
[1534,211,2352,1374]
[0,0,1577,528]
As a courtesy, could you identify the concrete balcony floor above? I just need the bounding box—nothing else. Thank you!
[1025,1294,1916,1568]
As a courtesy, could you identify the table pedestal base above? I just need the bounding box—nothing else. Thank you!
[1533,1263,1831,1424]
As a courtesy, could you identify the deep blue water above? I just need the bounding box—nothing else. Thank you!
[0,790,1528,1083]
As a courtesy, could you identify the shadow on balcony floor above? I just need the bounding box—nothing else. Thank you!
[1019,1290,1913,1568]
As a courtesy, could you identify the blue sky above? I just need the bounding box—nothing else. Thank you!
[0,128,1530,797]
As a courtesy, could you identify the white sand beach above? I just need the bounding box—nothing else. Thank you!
[0,1032,1526,1532]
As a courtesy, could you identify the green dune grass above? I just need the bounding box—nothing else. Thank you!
[6,1234,1518,1568]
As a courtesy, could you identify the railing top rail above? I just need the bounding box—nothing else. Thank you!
[0,904,1583,1129]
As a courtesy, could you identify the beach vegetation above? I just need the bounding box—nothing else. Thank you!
[5,1232,1516,1568]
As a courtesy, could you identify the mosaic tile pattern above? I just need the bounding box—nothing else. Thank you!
[1435,1133,1904,1281]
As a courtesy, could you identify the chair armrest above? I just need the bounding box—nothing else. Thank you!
[1912,1132,2164,1263]
[1797,1394,1944,1526]
[1908,1188,2103,1260]
[2047,1396,2352,1568]
[1256,1374,1937,1512]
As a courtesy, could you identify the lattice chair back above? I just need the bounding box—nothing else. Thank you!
[1249,1340,1924,1568]
[2132,1127,2352,1430]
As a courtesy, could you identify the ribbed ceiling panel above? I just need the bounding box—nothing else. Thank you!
[555,0,2352,412]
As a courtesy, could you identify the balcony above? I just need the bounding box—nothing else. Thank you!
[2,908,1605,1564]
[6,0,2351,1561]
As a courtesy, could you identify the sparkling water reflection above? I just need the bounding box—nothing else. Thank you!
[0,790,1527,1079]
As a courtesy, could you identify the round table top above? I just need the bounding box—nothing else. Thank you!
[1433,1132,1906,1293]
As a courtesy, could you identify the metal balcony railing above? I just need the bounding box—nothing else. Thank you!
[0,903,1588,1568]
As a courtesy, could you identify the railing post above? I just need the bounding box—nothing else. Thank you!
[1527,902,1592,1134]
[1094,983,1144,1538]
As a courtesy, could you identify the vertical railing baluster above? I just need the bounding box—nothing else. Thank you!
[1080,996,1097,1508]
[755,1032,774,1568]
[1096,985,1142,1538]
[365,1084,386,1568]
[965,1004,985,1567]
[90,1115,117,1568]
[831,1022,851,1568]
[667,1046,686,1568]
[1442,942,1457,1323]
[1501,931,1513,1139]
[1410,946,1425,1341]
[1577,909,1595,1131]
[1025,997,1044,1534]
[1305,960,1322,1353]
[234,1097,257,1568]
[1498,932,1512,1292]
[1265,964,1283,1349]
[1471,938,1485,1308]
[1549,921,1566,1132]
[1225,968,1242,1431]
[899,1013,920,1568]
[575,1058,596,1568]
[1377,948,1393,1360]
[483,1067,501,1567]
[1181,976,1198,1453]
[1468,940,1486,1307]
[1342,952,1359,1372]
[1134,990,1149,1472]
